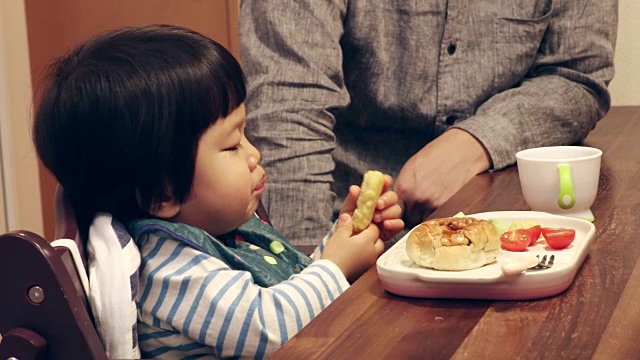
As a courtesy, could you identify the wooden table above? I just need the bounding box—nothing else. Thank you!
[272,107,640,359]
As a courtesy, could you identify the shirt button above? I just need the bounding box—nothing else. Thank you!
[447,43,457,55]
[445,115,457,125]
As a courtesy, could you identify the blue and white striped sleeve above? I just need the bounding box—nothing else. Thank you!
[137,235,349,359]
[310,219,339,260]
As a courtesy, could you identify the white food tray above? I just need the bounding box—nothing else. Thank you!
[376,211,596,300]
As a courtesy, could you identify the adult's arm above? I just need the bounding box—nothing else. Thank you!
[455,0,617,169]
[395,0,617,225]
[240,0,349,245]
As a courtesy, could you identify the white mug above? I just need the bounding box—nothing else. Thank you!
[516,146,602,222]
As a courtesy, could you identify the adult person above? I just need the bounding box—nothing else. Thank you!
[239,1,617,246]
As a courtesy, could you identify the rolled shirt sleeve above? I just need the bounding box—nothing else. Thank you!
[454,0,616,169]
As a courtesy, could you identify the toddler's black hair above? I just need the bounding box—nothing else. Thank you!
[33,24,246,239]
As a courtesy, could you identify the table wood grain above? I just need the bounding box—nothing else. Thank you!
[274,107,640,360]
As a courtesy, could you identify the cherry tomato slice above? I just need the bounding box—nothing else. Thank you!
[500,229,529,252]
[524,225,542,246]
[541,227,576,249]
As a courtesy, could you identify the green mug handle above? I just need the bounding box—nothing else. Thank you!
[557,164,576,209]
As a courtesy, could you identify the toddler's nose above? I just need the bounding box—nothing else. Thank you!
[246,141,261,169]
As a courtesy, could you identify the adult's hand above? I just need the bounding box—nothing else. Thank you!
[394,128,492,227]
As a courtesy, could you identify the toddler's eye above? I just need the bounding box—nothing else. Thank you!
[226,143,243,152]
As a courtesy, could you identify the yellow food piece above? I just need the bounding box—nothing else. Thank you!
[506,220,539,232]
[352,171,385,233]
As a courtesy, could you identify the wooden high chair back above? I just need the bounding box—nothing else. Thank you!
[0,186,108,360]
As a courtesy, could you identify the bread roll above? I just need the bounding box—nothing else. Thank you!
[406,217,499,271]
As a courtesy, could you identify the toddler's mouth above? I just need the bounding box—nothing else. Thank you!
[253,175,267,193]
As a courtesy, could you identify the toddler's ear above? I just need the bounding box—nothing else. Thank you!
[150,198,181,219]
[136,187,180,220]
[136,188,180,219]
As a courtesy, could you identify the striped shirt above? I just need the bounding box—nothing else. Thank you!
[132,217,347,359]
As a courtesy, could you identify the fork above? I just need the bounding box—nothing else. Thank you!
[528,255,555,271]
[501,254,555,276]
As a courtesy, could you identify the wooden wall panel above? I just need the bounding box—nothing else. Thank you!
[25,0,240,240]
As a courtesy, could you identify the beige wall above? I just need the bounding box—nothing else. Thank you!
[0,0,44,235]
[609,1,640,106]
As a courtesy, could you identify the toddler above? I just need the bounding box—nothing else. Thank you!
[33,24,403,358]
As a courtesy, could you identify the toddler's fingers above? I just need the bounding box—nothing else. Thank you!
[374,238,385,255]
[380,219,405,242]
[382,218,405,232]
[382,174,393,192]
[334,213,354,237]
[377,190,399,210]
[358,222,380,243]
[349,185,360,202]
[373,204,403,223]
[341,185,360,215]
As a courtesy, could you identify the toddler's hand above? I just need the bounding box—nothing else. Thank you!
[341,174,404,242]
[320,213,383,283]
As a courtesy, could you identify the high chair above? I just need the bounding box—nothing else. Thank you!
[0,186,108,359]
[0,185,281,359]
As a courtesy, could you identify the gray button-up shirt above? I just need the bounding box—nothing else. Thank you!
[240,0,617,245]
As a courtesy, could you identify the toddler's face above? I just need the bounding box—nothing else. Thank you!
[171,104,266,236]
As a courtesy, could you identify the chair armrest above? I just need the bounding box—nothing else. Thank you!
[0,328,47,360]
